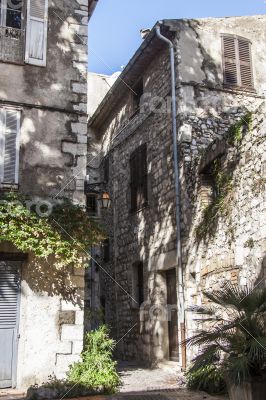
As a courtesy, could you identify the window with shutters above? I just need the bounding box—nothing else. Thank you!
[0,0,48,66]
[0,107,21,185]
[130,144,148,212]
[222,34,254,90]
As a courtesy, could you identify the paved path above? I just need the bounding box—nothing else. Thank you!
[109,362,228,400]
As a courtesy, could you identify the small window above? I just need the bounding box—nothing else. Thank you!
[132,262,144,307]
[130,144,148,212]
[102,238,110,262]
[131,79,143,116]
[222,35,254,89]
[86,194,97,216]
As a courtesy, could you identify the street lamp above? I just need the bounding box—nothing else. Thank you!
[97,191,112,210]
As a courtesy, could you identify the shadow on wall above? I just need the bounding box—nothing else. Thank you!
[0,242,84,307]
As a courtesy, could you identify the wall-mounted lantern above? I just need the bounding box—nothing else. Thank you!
[84,178,112,211]
[97,191,112,210]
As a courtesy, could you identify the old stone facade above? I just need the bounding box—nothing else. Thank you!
[88,16,266,368]
[0,0,96,389]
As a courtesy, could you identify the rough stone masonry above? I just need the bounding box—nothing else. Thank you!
[88,15,266,367]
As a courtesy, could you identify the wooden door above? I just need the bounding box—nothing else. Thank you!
[166,269,179,361]
[0,261,21,388]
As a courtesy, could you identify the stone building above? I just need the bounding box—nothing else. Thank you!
[88,15,266,369]
[0,0,98,389]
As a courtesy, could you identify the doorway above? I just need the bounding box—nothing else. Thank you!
[0,261,21,388]
[166,268,179,361]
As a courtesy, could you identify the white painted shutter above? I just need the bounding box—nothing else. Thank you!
[0,109,20,184]
[25,0,48,66]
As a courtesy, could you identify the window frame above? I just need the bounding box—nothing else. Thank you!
[0,0,23,29]
[221,33,254,91]
[86,193,98,217]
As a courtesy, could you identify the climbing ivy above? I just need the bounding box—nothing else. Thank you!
[226,112,252,147]
[195,112,253,242]
[0,191,104,268]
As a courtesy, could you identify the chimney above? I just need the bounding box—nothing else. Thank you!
[140,28,151,39]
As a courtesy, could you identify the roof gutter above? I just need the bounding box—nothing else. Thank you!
[155,23,186,369]
[88,0,98,20]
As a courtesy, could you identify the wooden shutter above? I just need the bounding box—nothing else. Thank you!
[25,0,48,66]
[222,36,238,86]
[238,38,253,88]
[222,35,253,89]
[0,108,20,184]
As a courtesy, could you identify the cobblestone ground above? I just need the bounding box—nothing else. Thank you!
[109,362,228,400]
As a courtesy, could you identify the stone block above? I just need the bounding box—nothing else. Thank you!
[58,311,75,325]
[72,83,87,94]
[61,325,84,341]
[61,300,82,311]
[72,340,84,354]
[56,354,80,373]
[56,341,72,355]
[75,310,84,325]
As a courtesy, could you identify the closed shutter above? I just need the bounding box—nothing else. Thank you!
[222,36,238,86]
[0,263,20,329]
[238,39,253,88]
[0,108,20,185]
[0,261,21,389]
[222,35,253,89]
[25,0,48,66]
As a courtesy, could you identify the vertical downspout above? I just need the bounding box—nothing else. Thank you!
[155,23,186,368]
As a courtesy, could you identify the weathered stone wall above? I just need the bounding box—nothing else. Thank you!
[88,15,266,367]
[0,0,90,388]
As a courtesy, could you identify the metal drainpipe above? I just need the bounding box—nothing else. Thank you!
[155,23,186,368]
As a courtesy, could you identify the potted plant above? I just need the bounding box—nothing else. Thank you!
[186,282,266,400]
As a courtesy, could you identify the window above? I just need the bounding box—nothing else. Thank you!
[131,78,143,116]
[86,194,97,216]
[0,107,20,185]
[0,0,48,66]
[130,144,148,212]
[0,0,23,29]
[222,35,254,89]
[132,262,144,307]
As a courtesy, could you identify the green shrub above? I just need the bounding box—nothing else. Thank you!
[67,325,120,394]
[186,365,227,395]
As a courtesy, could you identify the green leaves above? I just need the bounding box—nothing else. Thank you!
[0,192,104,269]
[187,283,266,386]
[68,325,120,393]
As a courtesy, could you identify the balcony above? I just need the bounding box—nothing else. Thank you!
[0,27,24,64]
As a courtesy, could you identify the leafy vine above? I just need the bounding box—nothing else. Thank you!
[0,191,104,269]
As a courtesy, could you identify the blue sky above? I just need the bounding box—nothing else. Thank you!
[88,0,266,75]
